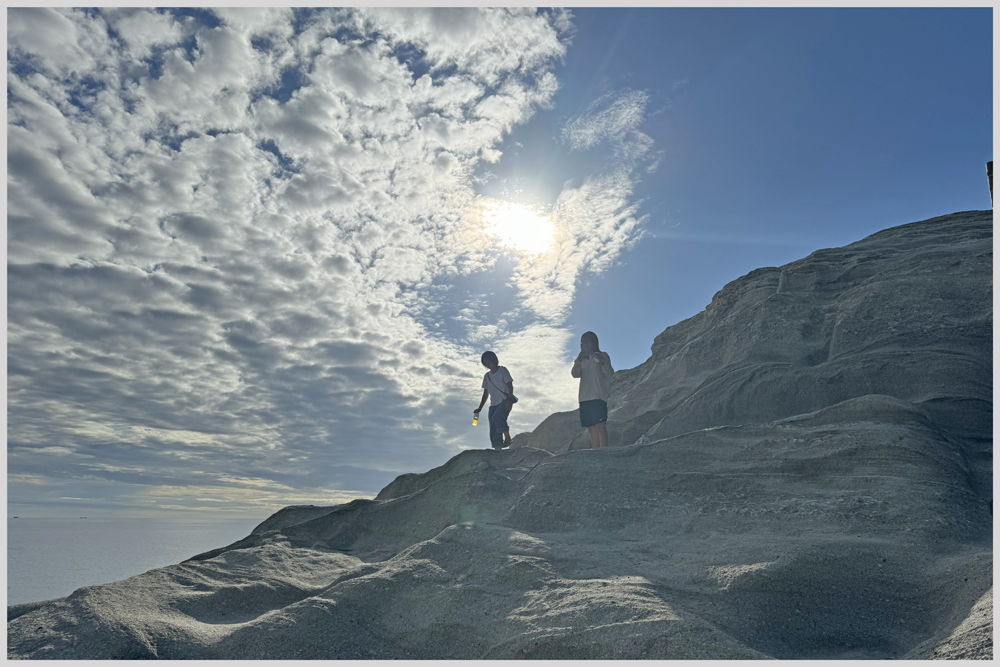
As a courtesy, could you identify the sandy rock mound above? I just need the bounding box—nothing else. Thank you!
[7,211,992,659]
[8,404,991,658]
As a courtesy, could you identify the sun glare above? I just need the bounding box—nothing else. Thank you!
[482,200,556,255]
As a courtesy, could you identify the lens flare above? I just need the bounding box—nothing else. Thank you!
[482,200,556,255]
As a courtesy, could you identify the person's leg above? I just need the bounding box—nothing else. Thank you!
[595,422,609,448]
[502,402,513,445]
[488,405,503,449]
[497,402,512,447]
[587,425,600,448]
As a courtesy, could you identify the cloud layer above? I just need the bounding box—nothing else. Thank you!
[8,8,655,516]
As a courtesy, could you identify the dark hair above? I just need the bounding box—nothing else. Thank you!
[581,331,600,352]
[481,351,498,366]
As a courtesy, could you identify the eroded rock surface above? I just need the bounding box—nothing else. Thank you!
[8,211,991,659]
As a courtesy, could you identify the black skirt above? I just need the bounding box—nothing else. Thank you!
[579,399,608,427]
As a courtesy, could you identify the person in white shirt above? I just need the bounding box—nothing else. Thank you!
[571,331,614,448]
[474,351,514,450]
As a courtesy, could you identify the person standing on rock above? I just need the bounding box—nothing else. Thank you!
[474,351,515,450]
[572,331,614,448]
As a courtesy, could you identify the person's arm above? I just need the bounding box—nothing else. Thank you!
[505,381,514,405]
[475,388,488,413]
[571,354,583,378]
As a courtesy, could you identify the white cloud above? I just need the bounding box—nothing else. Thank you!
[358,8,567,87]
[7,8,655,516]
[212,7,295,40]
[562,89,648,151]
[7,8,101,76]
[106,9,187,59]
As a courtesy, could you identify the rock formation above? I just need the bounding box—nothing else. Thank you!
[8,210,992,659]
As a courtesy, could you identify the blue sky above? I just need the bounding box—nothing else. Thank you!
[6,8,992,518]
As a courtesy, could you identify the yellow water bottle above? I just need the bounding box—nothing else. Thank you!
[473,412,479,426]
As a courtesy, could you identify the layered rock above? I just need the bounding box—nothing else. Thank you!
[526,210,992,498]
[7,211,992,659]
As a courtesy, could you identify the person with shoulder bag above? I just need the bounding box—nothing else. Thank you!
[474,351,517,450]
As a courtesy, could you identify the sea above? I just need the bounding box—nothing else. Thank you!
[7,517,262,606]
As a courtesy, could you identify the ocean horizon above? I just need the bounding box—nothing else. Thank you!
[7,517,262,606]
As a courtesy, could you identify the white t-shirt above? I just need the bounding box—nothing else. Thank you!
[575,351,614,402]
[482,366,513,406]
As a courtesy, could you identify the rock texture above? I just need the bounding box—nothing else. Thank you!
[8,211,992,659]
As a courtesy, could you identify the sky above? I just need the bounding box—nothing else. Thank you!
[6,7,993,518]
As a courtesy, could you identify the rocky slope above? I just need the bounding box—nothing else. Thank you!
[8,210,992,659]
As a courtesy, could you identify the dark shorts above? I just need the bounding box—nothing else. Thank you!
[579,399,608,428]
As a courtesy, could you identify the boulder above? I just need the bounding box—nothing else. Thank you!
[510,409,589,454]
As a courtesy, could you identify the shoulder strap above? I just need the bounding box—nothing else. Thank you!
[486,371,508,398]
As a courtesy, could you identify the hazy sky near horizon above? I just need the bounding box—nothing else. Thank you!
[7,7,992,518]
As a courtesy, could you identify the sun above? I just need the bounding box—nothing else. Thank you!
[481,200,556,255]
